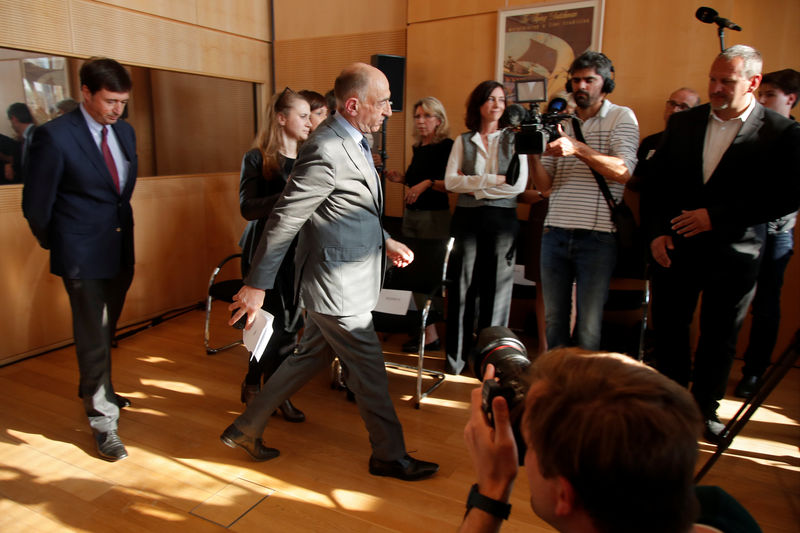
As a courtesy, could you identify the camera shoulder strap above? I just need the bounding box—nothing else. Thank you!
[570,116,617,211]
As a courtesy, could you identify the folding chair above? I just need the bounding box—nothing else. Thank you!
[373,236,455,408]
[204,253,244,354]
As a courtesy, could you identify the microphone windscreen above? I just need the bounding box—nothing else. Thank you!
[500,104,527,128]
[695,6,718,23]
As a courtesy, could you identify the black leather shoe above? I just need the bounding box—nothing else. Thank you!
[278,399,305,422]
[115,394,132,409]
[401,338,441,353]
[703,417,726,445]
[368,454,439,481]
[734,375,759,399]
[220,424,279,461]
[94,430,128,462]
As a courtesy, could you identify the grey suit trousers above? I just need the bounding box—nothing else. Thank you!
[234,310,407,461]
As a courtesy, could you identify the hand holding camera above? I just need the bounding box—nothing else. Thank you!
[464,363,519,502]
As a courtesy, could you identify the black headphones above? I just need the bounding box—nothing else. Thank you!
[565,51,615,94]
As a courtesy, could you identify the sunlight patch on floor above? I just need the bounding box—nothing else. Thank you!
[139,379,204,395]
[137,355,174,364]
[331,488,382,511]
[191,477,274,527]
[398,395,471,410]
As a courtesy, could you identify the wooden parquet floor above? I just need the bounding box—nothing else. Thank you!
[0,307,797,532]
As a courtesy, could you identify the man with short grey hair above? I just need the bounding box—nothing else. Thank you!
[645,45,800,443]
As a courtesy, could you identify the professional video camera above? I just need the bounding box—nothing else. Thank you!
[510,79,574,155]
[471,326,531,463]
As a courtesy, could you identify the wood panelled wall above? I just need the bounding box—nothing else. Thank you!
[0,0,268,364]
[273,30,408,216]
[0,175,245,364]
[0,0,271,83]
[272,0,409,216]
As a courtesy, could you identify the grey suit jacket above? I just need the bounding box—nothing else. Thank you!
[245,115,388,316]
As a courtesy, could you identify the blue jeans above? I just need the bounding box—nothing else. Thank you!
[540,227,617,350]
[742,231,794,377]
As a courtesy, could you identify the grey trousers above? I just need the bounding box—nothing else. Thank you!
[234,310,407,461]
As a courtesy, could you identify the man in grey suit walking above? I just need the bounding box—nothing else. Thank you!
[222,63,439,481]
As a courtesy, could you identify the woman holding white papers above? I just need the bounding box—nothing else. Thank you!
[236,87,312,422]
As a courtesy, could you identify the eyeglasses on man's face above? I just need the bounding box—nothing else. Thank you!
[665,99,691,111]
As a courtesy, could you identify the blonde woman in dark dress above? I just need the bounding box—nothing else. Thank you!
[386,96,453,352]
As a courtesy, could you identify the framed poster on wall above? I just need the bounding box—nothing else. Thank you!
[496,0,604,104]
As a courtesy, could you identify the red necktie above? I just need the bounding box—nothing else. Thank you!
[101,126,121,193]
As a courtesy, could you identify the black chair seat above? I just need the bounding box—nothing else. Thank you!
[209,279,244,302]
[372,237,454,408]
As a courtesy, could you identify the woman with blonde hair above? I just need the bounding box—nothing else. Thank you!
[386,96,453,352]
[237,87,311,421]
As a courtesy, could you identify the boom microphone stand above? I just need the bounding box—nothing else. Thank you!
[695,6,743,52]
[378,116,388,177]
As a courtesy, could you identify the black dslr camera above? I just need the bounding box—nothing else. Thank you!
[471,326,531,463]
[510,79,573,155]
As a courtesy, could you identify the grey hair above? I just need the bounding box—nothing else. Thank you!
[719,45,763,79]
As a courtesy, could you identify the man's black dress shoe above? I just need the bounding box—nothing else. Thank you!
[220,424,279,461]
[368,454,439,481]
[278,399,305,422]
[703,417,726,445]
[401,338,441,353]
[115,394,132,409]
[94,430,128,461]
[734,375,759,399]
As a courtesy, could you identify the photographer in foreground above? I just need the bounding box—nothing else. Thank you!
[460,349,708,533]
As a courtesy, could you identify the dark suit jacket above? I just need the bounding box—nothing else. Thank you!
[22,107,138,279]
[645,102,800,264]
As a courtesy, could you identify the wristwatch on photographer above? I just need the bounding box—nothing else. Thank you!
[465,484,511,520]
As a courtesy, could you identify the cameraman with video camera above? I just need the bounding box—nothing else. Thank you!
[529,51,639,351]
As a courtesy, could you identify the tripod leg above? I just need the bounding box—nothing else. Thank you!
[695,329,800,483]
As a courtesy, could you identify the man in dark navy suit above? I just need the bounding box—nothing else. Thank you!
[645,45,800,443]
[23,57,137,462]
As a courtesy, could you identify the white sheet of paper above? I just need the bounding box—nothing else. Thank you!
[374,288,412,315]
[513,264,536,286]
[242,309,274,362]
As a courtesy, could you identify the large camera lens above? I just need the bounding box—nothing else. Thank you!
[472,326,530,380]
[472,326,531,464]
